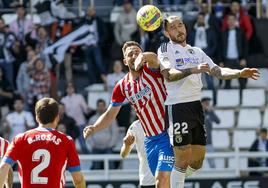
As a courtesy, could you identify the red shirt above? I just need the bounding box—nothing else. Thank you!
[111,65,167,137]
[0,137,9,159]
[3,127,81,188]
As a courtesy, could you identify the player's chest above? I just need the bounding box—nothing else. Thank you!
[123,80,152,105]
[171,49,201,69]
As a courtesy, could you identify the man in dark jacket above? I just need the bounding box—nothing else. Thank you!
[221,13,248,90]
[81,6,108,85]
[201,97,220,168]
[249,128,268,176]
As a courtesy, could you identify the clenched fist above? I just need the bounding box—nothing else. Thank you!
[123,133,135,146]
[83,125,95,139]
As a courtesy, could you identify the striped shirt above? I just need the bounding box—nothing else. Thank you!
[0,137,9,160]
[111,65,166,137]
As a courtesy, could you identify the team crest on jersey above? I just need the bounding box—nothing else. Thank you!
[175,133,182,144]
[175,58,184,67]
[175,50,180,54]
[188,49,195,54]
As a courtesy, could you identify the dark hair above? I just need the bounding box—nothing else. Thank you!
[228,12,236,18]
[35,98,59,124]
[260,128,267,134]
[97,99,106,106]
[122,41,142,56]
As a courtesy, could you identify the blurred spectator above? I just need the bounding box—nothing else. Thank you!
[60,82,91,154]
[113,0,137,59]
[160,0,185,11]
[4,97,35,141]
[16,49,36,106]
[105,60,125,95]
[58,103,80,140]
[221,13,248,90]
[0,67,15,110]
[222,0,253,41]
[27,58,50,111]
[87,99,119,169]
[201,97,220,168]
[10,4,36,45]
[81,5,108,85]
[51,0,76,19]
[249,128,268,176]
[105,60,131,130]
[0,18,16,88]
[189,12,217,104]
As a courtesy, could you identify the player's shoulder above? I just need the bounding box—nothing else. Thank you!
[158,42,170,53]
[0,137,9,145]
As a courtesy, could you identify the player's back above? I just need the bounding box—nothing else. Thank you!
[5,127,80,188]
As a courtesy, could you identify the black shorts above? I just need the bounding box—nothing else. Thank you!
[165,100,206,146]
[140,185,155,188]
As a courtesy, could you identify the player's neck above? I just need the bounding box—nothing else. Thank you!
[171,40,187,47]
[129,69,141,80]
[39,123,56,129]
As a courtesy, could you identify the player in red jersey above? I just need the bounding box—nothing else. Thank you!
[0,137,12,188]
[0,98,86,188]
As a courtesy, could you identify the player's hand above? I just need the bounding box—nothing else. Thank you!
[192,63,210,74]
[134,53,145,71]
[240,68,260,80]
[83,125,95,139]
[123,133,135,146]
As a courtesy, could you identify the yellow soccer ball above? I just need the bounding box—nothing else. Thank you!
[136,5,163,32]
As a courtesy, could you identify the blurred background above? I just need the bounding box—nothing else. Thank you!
[0,0,268,187]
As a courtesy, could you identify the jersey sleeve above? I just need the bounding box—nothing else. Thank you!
[111,81,126,107]
[3,136,20,166]
[143,64,162,78]
[157,44,172,71]
[66,137,81,173]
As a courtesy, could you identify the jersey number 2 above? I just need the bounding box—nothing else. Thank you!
[31,149,51,184]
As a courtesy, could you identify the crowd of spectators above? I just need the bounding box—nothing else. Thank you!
[0,0,265,169]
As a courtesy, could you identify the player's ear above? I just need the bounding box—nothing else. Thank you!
[164,30,169,38]
[123,58,128,66]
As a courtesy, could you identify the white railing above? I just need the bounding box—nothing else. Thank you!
[12,150,268,182]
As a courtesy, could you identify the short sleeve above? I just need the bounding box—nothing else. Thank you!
[199,48,217,69]
[3,137,20,166]
[66,137,81,173]
[157,45,172,71]
[111,81,126,107]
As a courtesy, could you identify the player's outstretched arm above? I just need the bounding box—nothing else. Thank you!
[161,63,210,82]
[210,66,260,80]
[71,171,86,188]
[135,52,159,71]
[0,162,11,188]
[6,168,13,188]
[120,133,135,158]
[83,105,121,139]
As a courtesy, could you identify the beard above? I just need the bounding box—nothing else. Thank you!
[170,33,186,44]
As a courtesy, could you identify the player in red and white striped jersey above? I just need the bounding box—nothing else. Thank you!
[0,137,13,188]
[84,41,205,187]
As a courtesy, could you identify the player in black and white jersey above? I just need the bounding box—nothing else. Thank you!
[157,15,260,188]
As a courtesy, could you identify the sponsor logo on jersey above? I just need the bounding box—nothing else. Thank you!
[175,58,184,67]
[129,85,151,103]
[159,155,175,162]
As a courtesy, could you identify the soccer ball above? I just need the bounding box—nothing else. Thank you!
[136,5,163,32]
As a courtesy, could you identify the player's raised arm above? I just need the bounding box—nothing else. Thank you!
[120,133,135,158]
[71,171,86,188]
[210,66,260,80]
[134,52,160,71]
[161,62,210,82]
[83,105,121,139]
[0,162,11,187]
